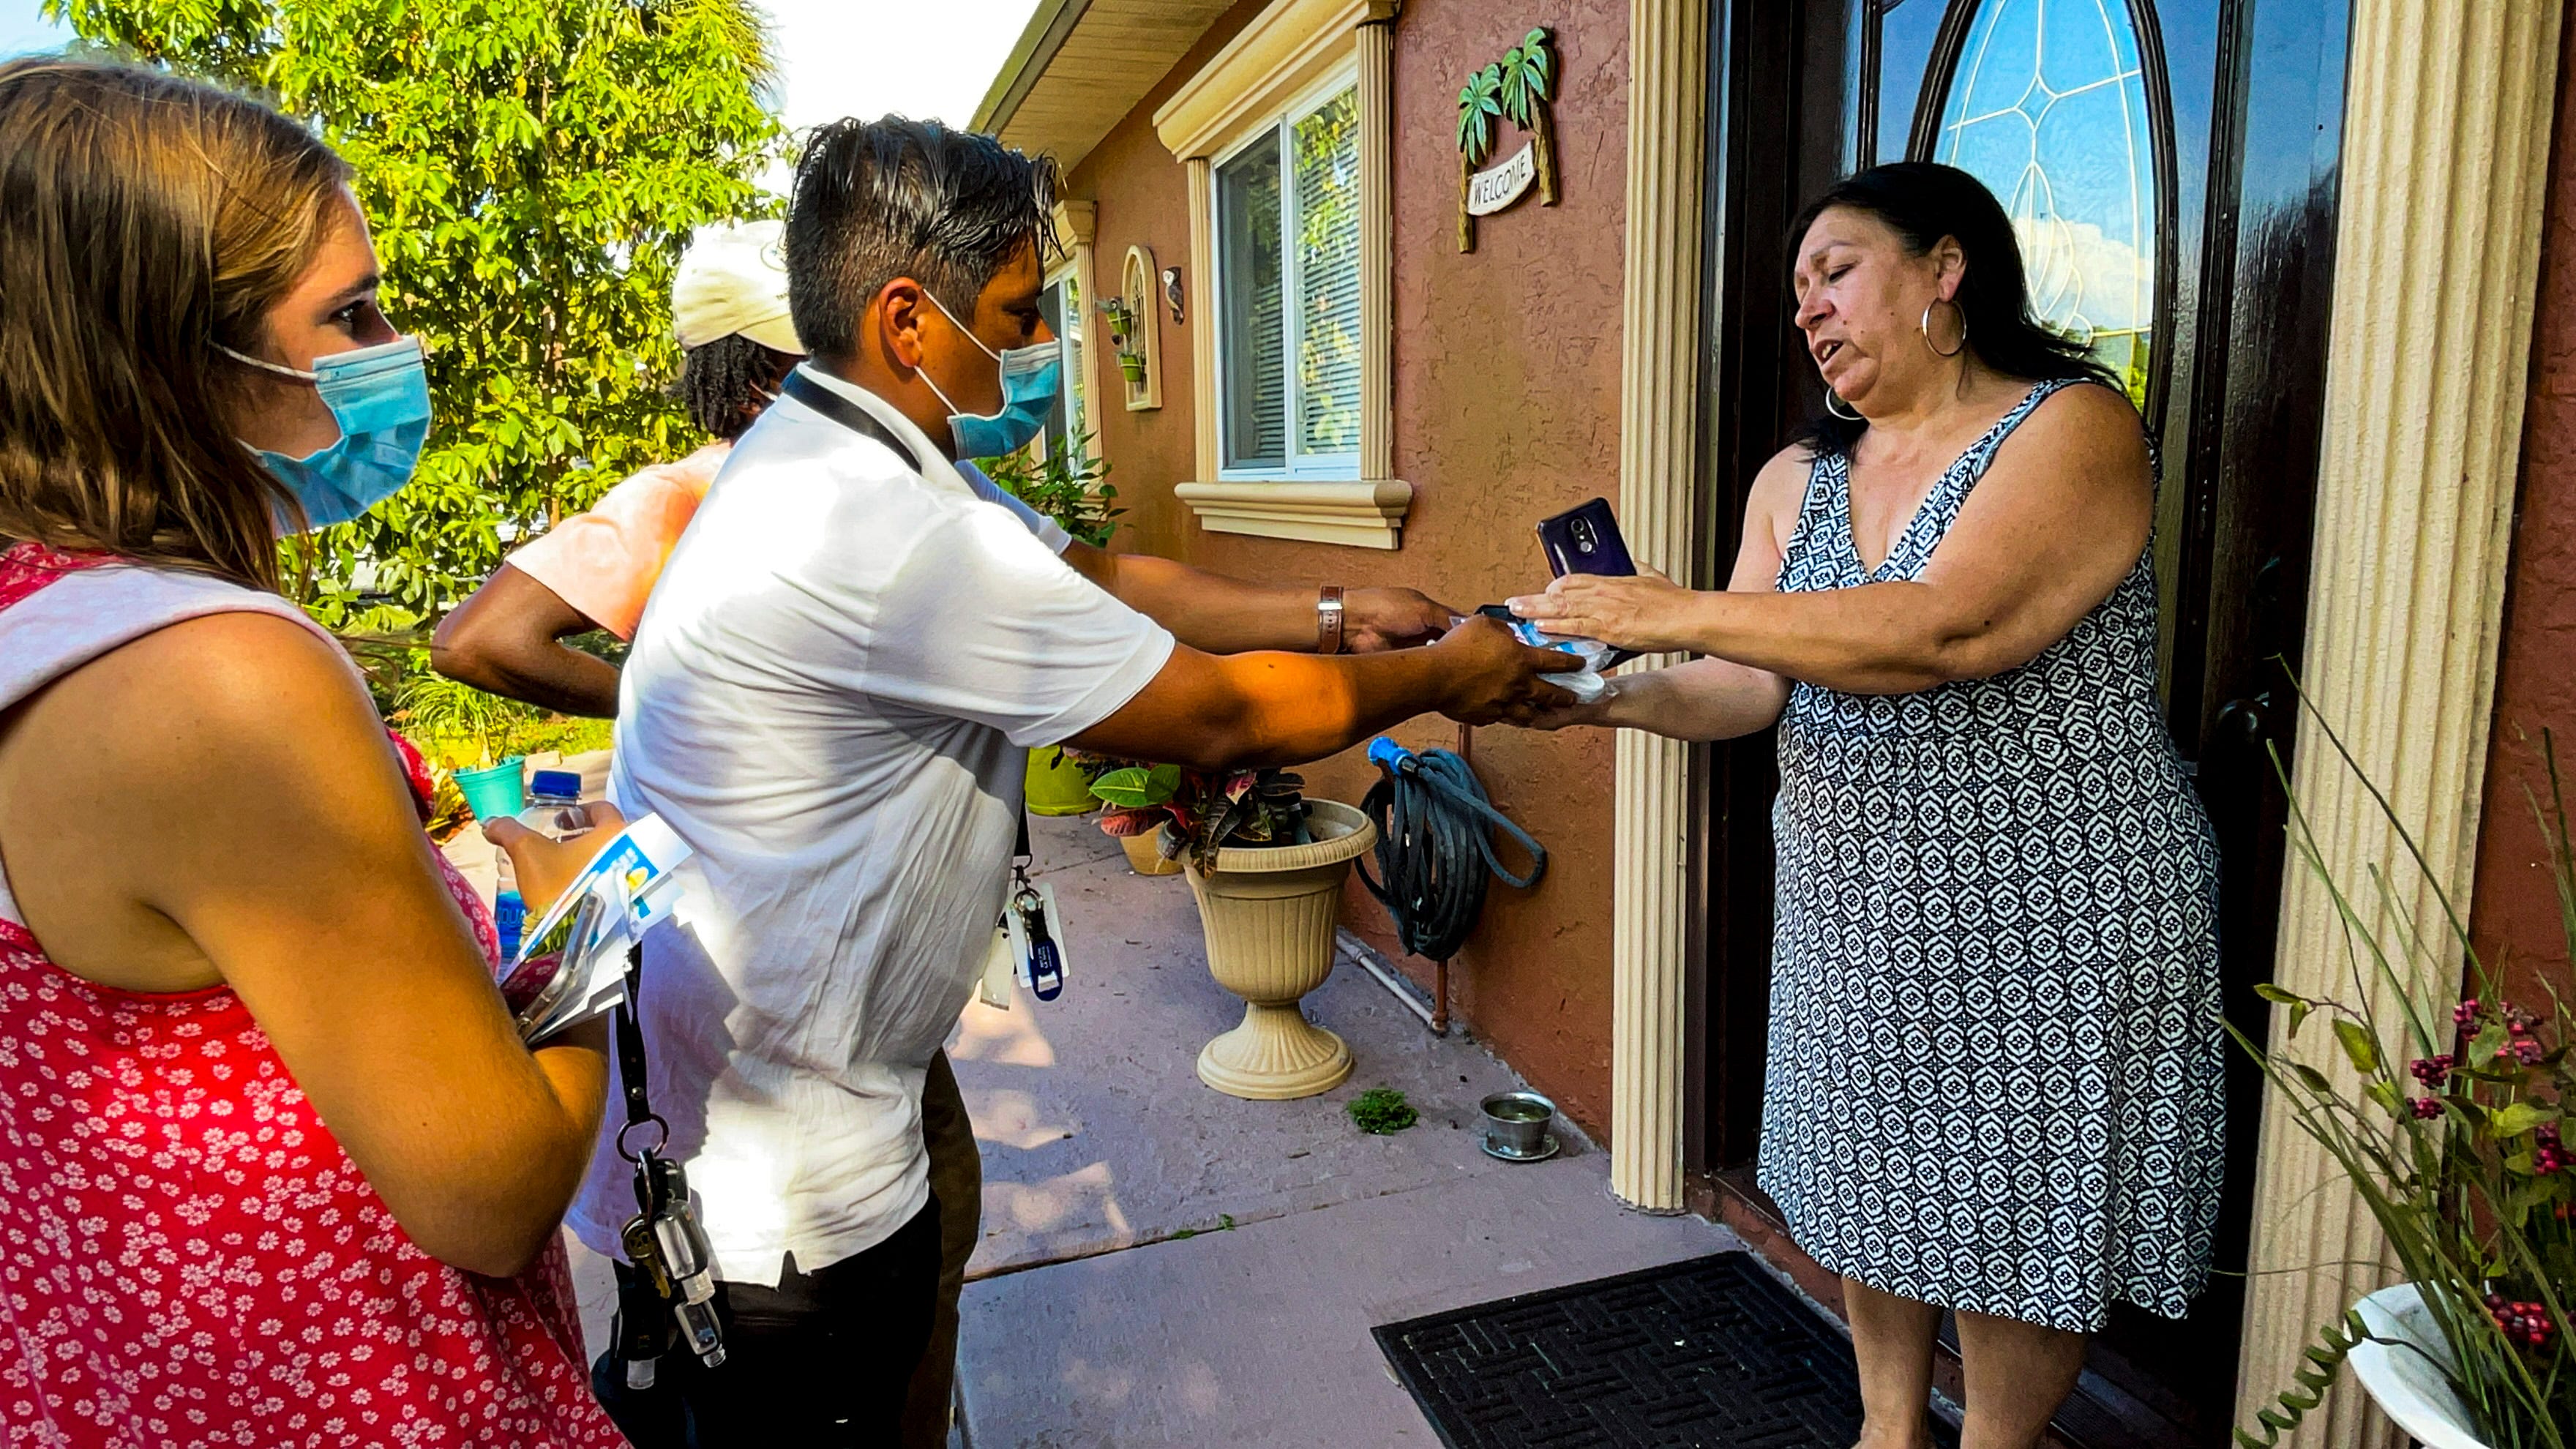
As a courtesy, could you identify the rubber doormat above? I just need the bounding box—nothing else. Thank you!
[1372,1252,1961,1449]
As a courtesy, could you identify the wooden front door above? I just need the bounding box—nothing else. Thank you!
[1688,1,2353,1442]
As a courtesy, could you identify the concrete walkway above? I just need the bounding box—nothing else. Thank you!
[951,813,1740,1447]
[455,790,1740,1445]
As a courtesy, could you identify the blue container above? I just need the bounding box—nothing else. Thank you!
[493,890,525,960]
[455,757,526,820]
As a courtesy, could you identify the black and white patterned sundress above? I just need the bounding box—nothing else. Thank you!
[1756,377,2225,1333]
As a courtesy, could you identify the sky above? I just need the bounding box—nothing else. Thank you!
[0,0,1045,137]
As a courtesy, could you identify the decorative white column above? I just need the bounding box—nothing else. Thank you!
[2234,2,2564,1443]
[1609,0,1709,1213]
[1052,198,1101,450]
[1185,156,1218,485]
[1358,12,1395,482]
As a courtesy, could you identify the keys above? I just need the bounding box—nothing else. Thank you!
[1014,885,1063,1001]
[618,1149,728,1370]
[646,1157,727,1368]
[619,1210,674,1299]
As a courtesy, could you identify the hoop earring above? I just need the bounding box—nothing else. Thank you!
[1823,387,1863,422]
[1921,297,1968,359]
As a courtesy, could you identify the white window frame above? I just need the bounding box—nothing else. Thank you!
[1208,67,1362,484]
[1038,268,1087,464]
[1153,0,1407,550]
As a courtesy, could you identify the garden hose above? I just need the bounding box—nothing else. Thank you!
[1354,738,1546,961]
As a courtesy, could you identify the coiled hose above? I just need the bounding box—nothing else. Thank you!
[1354,738,1546,961]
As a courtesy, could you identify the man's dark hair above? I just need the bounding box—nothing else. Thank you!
[670,334,798,441]
[785,116,1060,362]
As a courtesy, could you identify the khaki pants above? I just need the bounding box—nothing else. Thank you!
[899,1049,981,1448]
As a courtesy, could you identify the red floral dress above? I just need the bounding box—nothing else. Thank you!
[0,544,624,1448]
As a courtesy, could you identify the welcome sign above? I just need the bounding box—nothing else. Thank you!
[1467,141,1538,217]
[1454,27,1560,251]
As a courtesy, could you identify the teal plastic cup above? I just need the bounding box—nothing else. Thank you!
[455,757,526,820]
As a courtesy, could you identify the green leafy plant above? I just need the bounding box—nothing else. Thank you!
[2233,714,2573,1449]
[1097,294,1145,385]
[1347,1087,1418,1136]
[393,669,544,770]
[1494,28,1557,203]
[57,0,787,630]
[1066,752,1313,873]
[1167,1213,1236,1243]
[976,432,1122,547]
[1455,61,1502,166]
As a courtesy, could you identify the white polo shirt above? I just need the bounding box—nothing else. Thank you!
[569,365,1172,1283]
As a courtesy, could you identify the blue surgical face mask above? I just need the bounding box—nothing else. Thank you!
[219,336,432,531]
[916,292,1061,458]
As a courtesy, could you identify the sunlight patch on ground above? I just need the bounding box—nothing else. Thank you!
[960,1086,1078,1150]
[984,1159,1129,1239]
[950,985,1057,1068]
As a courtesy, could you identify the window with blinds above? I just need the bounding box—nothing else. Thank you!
[1213,81,1361,478]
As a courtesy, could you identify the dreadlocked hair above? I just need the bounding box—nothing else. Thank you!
[671,333,798,440]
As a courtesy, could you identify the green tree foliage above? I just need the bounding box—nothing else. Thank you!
[53,0,787,632]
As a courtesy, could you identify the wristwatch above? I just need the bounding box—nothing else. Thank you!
[1317,585,1347,655]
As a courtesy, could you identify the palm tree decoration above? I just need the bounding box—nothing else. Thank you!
[1456,61,1503,251]
[1497,29,1558,206]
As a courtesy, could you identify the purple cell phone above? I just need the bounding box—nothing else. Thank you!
[1537,498,1636,578]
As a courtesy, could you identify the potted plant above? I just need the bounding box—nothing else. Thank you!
[1098,294,1138,349]
[1074,754,1378,1099]
[1098,296,1148,390]
[2237,715,2572,1449]
[394,668,542,820]
[981,438,1126,816]
[1087,760,1187,876]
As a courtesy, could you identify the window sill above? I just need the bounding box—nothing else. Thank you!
[1172,477,1412,550]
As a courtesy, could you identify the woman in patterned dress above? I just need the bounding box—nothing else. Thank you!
[0,61,630,1445]
[1512,162,2222,1449]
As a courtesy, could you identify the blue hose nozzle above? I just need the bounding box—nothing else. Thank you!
[1367,736,1417,774]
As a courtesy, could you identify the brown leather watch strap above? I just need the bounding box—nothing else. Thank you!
[1317,585,1348,655]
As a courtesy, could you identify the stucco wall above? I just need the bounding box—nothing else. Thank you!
[2468,25,2576,1011]
[1067,0,1631,1135]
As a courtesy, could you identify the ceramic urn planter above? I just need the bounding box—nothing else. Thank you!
[1180,798,1377,1100]
[2348,1283,2498,1449]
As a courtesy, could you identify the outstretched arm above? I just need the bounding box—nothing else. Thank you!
[1523,444,1803,741]
[1059,540,1454,655]
[1066,618,1572,771]
[431,564,622,718]
[1511,385,2153,695]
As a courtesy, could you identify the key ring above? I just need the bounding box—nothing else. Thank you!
[617,1113,672,1164]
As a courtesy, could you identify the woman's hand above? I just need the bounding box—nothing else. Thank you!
[1505,568,1700,654]
[1519,680,1623,731]
[485,802,627,913]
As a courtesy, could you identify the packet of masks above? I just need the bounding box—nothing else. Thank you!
[1458,611,1614,703]
[495,812,693,1044]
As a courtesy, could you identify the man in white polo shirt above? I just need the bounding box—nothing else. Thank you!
[571,116,1566,1445]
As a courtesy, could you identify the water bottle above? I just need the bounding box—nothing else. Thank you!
[492,771,589,961]
[519,770,594,842]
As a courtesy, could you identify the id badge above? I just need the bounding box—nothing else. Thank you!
[978,924,1016,1011]
[1002,880,1069,1001]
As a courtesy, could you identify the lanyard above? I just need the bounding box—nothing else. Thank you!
[781,369,924,471]
[612,943,654,1135]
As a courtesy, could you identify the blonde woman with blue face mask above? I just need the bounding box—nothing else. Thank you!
[0,59,628,1448]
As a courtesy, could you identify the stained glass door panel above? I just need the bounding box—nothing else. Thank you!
[1933,0,2161,408]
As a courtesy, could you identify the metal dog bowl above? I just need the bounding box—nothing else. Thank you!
[1479,1090,1560,1162]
